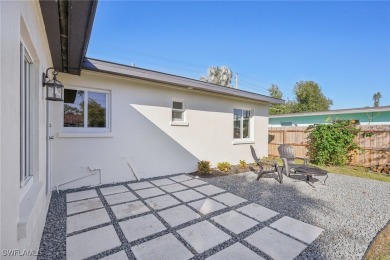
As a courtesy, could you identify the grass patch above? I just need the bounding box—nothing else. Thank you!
[364,223,390,260]
[319,165,390,183]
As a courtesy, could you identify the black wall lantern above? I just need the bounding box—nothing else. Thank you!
[42,67,64,101]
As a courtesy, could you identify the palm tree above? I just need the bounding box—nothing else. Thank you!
[200,66,233,87]
[373,92,382,107]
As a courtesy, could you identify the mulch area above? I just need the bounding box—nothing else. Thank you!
[364,222,390,259]
[190,165,263,179]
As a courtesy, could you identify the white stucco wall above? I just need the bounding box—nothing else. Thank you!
[1,1,52,257]
[52,71,269,189]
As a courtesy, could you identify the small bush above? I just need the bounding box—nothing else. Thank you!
[239,160,248,169]
[308,120,362,166]
[217,162,231,172]
[198,161,211,175]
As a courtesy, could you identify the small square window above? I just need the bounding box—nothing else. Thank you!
[172,111,183,120]
[172,101,185,122]
[173,101,183,110]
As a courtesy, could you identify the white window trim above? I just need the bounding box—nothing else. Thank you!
[57,132,114,138]
[170,99,189,126]
[232,139,255,145]
[170,121,189,126]
[232,107,254,144]
[20,43,34,186]
[61,86,111,133]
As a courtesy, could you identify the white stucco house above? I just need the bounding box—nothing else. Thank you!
[0,0,283,256]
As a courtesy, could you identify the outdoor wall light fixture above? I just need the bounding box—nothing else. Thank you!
[42,67,64,101]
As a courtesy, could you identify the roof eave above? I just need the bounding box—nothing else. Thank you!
[82,58,285,105]
[40,0,97,75]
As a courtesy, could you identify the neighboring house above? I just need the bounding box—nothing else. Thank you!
[269,106,390,127]
[0,0,282,255]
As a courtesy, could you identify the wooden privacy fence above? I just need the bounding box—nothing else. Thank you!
[268,125,390,167]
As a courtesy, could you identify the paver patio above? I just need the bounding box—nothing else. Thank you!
[104,191,138,205]
[39,173,326,259]
[206,242,264,260]
[211,210,259,234]
[188,198,226,215]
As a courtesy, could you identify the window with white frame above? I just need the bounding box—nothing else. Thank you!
[20,43,33,184]
[233,109,251,139]
[172,100,185,121]
[63,88,110,131]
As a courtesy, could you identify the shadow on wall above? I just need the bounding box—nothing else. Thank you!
[250,145,260,162]
[120,85,268,118]
[268,134,275,144]
[125,106,199,179]
[134,98,269,117]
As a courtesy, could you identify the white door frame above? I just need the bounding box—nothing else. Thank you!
[46,101,52,194]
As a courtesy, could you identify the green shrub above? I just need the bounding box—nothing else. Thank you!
[217,162,231,172]
[307,121,362,166]
[197,161,211,175]
[239,160,248,169]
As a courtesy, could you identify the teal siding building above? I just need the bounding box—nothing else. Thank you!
[269,106,390,127]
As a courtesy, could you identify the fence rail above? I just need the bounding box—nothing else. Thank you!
[268,125,390,167]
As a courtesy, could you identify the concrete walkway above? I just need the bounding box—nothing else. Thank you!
[40,174,324,259]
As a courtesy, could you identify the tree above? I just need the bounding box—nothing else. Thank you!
[267,80,332,115]
[87,99,106,127]
[200,66,233,87]
[284,100,297,114]
[373,92,382,107]
[268,84,282,99]
[292,81,333,112]
[268,84,285,115]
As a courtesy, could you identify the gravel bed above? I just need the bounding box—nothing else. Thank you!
[38,172,390,259]
[37,192,67,260]
[38,173,269,259]
[201,172,390,259]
